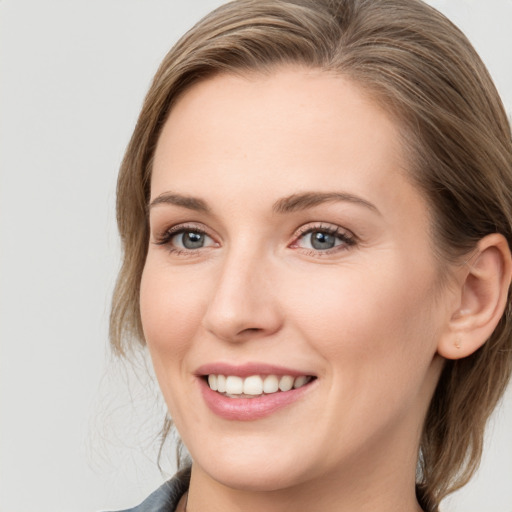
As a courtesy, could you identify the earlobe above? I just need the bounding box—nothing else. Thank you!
[437,233,512,360]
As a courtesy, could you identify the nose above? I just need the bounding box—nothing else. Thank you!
[201,248,283,343]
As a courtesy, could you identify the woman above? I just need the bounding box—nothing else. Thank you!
[109,0,512,511]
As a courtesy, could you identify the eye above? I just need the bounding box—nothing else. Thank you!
[292,225,356,253]
[302,230,340,250]
[153,225,218,253]
[171,230,214,250]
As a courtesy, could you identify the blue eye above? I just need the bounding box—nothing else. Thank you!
[295,227,355,252]
[307,231,339,250]
[170,230,215,250]
[154,225,217,253]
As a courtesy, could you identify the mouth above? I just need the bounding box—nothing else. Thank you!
[204,374,315,398]
[196,363,317,420]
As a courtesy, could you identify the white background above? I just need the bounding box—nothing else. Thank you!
[1,1,511,511]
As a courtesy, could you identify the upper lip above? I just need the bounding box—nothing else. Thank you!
[195,362,315,378]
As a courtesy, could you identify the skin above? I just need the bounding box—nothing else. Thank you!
[140,68,474,512]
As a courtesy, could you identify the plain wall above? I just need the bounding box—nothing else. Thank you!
[1,1,511,511]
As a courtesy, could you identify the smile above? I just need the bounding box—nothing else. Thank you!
[207,374,314,397]
[196,364,317,420]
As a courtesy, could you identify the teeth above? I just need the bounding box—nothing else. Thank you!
[217,374,226,393]
[278,375,294,392]
[243,375,263,395]
[207,374,312,396]
[263,375,279,394]
[208,374,218,391]
[293,376,308,389]
[225,376,243,394]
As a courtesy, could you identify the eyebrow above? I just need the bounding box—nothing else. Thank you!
[272,192,380,215]
[148,190,379,215]
[149,192,210,212]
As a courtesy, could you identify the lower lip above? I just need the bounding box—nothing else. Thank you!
[199,378,315,421]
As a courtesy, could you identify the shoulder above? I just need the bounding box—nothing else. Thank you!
[105,467,191,512]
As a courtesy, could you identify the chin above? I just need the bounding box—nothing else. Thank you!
[204,461,311,492]
[188,439,317,492]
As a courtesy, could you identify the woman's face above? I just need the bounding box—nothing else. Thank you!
[141,69,453,491]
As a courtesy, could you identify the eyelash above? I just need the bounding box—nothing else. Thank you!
[153,222,356,256]
[291,224,356,255]
[153,223,216,257]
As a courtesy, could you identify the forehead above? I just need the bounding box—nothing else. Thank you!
[151,68,421,218]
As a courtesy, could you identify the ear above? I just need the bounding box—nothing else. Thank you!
[437,233,512,360]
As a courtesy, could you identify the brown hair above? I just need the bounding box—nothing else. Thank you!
[110,0,512,510]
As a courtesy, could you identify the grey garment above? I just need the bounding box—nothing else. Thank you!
[110,467,191,512]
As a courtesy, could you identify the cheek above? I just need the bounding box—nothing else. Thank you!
[288,262,441,445]
[139,259,206,360]
[286,260,439,371]
[139,260,212,424]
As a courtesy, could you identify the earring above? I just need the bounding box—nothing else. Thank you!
[455,337,462,349]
